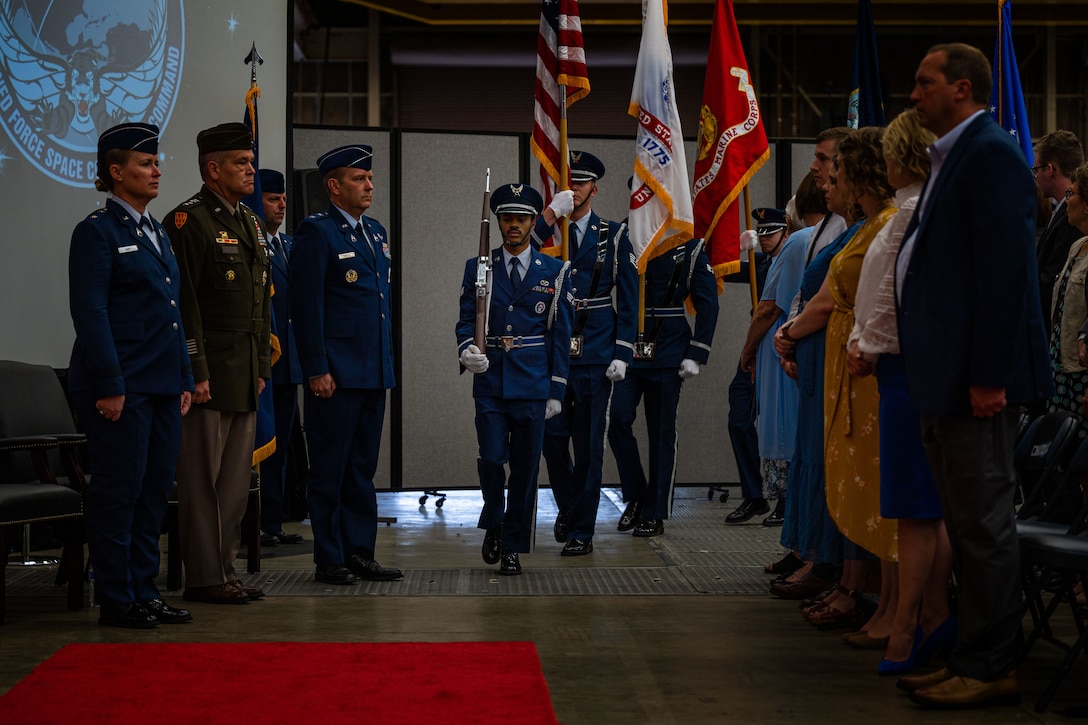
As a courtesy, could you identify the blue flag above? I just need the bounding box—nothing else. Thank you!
[848,0,884,128]
[990,0,1033,164]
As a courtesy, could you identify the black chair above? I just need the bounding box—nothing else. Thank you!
[1014,411,1080,521]
[0,360,88,624]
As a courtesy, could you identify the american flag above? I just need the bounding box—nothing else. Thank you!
[531,0,590,212]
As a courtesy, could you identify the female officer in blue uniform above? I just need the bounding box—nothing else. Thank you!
[68,123,194,628]
[457,183,574,575]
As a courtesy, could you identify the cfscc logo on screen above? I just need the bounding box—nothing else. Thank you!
[0,0,184,187]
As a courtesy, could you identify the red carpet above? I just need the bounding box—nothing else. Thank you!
[0,642,558,724]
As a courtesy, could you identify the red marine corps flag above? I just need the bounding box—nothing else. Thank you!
[627,0,694,270]
[692,0,769,281]
[531,0,590,254]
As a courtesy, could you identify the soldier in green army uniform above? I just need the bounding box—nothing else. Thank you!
[164,122,273,605]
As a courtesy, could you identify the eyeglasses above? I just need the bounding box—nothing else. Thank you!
[1032,164,1050,177]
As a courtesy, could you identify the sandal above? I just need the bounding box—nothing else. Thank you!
[765,552,805,576]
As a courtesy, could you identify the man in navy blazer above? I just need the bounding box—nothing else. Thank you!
[896,43,1052,708]
[1032,130,1085,331]
[458,182,573,574]
[290,145,402,586]
[257,168,305,545]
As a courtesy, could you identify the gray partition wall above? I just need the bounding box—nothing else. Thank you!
[293,126,806,490]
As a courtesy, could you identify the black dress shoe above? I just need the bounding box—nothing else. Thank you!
[725,498,770,524]
[762,499,786,526]
[561,538,593,556]
[482,525,502,564]
[140,599,193,624]
[499,549,522,575]
[553,513,568,543]
[315,564,357,585]
[617,500,642,532]
[259,530,278,547]
[270,530,304,544]
[633,518,664,537]
[347,554,403,581]
[99,602,159,629]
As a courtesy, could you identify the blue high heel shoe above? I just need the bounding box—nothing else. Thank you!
[877,627,924,676]
[914,616,956,667]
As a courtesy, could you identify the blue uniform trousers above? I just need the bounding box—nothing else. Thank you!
[260,383,299,533]
[475,397,545,553]
[543,364,610,541]
[607,368,683,520]
[76,391,180,607]
[304,388,384,566]
[727,364,762,500]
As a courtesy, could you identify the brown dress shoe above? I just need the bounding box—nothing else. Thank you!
[896,667,952,693]
[182,583,250,604]
[910,672,1020,709]
[769,572,833,600]
[229,579,265,600]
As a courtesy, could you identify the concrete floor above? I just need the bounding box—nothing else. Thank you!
[2,486,1085,723]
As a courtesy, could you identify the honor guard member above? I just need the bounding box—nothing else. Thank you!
[256,168,305,546]
[607,238,719,536]
[166,122,272,605]
[69,123,194,628]
[457,182,574,575]
[290,144,402,586]
[532,150,638,555]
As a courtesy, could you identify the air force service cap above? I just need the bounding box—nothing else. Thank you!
[318,145,373,175]
[490,183,543,217]
[570,150,605,182]
[752,207,788,235]
[196,122,252,154]
[98,122,159,158]
[259,169,286,194]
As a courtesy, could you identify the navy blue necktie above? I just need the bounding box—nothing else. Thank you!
[510,257,522,288]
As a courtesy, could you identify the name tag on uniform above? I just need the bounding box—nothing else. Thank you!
[338,251,356,260]
[118,245,139,254]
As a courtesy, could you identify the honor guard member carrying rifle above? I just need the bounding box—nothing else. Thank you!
[290,144,402,586]
[166,122,271,605]
[532,151,638,556]
[607,238,719,536]
[458,182,574,575]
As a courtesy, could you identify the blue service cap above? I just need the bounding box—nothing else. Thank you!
[570,150,605,182]
[490,183,543,217]
[318,144,373,175]
[259,169,285,194]
[98,122,159,158]
[752,207,788,234]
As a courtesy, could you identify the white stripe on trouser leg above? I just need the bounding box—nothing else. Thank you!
[665,383,683,519]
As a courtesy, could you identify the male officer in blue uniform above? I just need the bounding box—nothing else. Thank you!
[69,122,194,627]
[532,151,637,555]
[458,183,573,575]
[607,238,719,536]
[290,144,402,586]
[257,168,304,546]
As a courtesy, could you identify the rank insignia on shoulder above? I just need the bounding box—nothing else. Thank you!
[216,231,239,245]
[174,212,188,229]
[346,269,359,283]
[181,197,201,208]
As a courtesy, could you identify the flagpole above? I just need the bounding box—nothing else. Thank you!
[743,186,757,312]
[559,84,571,261]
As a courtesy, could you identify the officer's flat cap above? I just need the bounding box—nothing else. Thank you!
[752,207,788,235]
[570,150,605,182]
[98,123,159,158]
[259,169,286,194]
[490,183,543,217]
[197,122,252,154]
[318,145,373,175]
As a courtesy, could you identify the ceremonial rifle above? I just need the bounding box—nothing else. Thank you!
[474,169,492,350]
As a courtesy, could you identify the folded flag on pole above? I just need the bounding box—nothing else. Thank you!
[628,0,694,272]
[531,0,590,253]
[692,0,769,280]
[990,0,1033,164]
[848,0,885,129]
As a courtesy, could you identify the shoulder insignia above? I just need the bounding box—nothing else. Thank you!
[313,211,329,219]
[180,197,203,208]
[174,212,188,229]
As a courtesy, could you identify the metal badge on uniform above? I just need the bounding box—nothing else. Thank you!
[174,212,187,229]
[118,245,138,254]
[535,301,546,314]
[539,279,549,287]
[225,270,236,282]
[634,341,657,360]
[346,269,359,283]
[570,335,584,357]
[338,252,356,260]
[216,231,239,245]
[262,270,268,286]
[382,242,390,259]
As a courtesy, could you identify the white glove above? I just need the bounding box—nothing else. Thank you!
[605,359,628,382]
[678,359,701,379]
[545,398,562,420]
[739,229,759,252]
[547,190,575,218]
[460,344,489,374]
